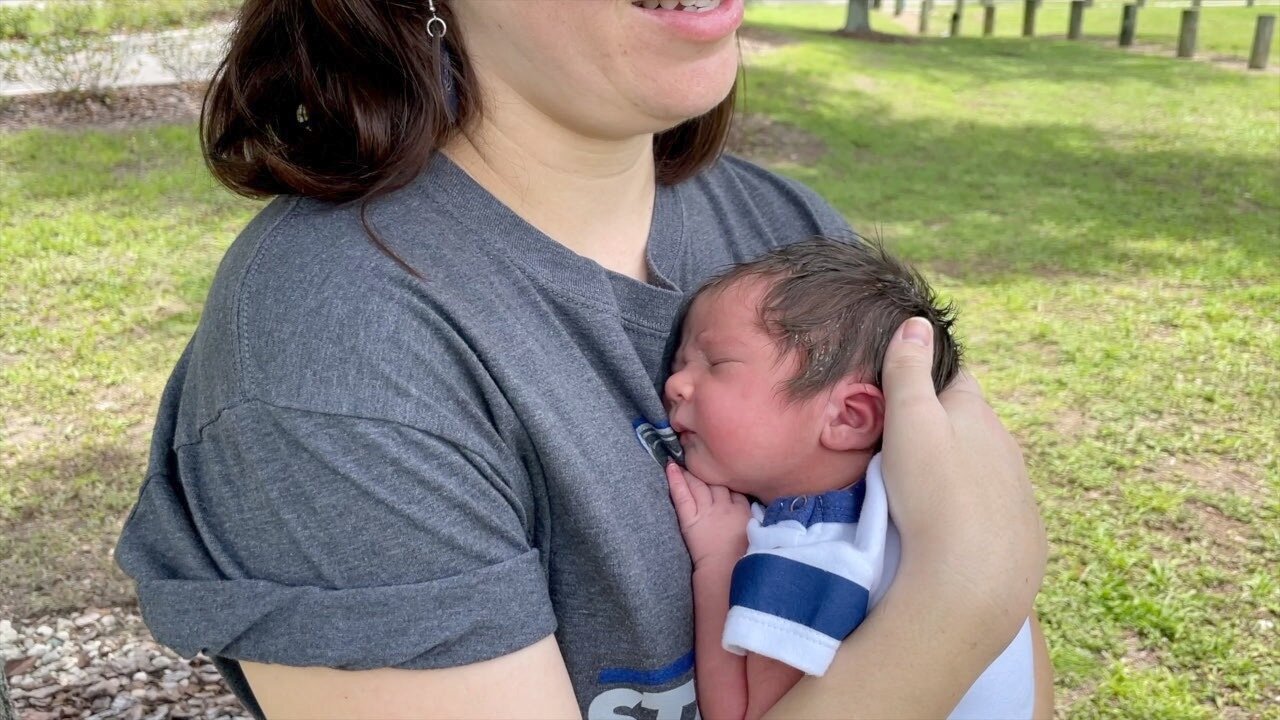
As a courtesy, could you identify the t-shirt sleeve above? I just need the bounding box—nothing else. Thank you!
[115,399,556,671]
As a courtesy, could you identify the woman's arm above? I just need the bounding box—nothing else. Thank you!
[765,318,1047,718]
[241,635,580,719]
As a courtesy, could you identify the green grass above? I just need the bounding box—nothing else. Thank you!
[0,0,241,40]
[0,127,259,611]
[739,5,1279,717]
[2,5,1278,718]
[748,0,1280,59]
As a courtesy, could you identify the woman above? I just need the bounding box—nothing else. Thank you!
[116,0,1050,717]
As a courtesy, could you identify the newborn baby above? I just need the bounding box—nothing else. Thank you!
[663,236,1035,720]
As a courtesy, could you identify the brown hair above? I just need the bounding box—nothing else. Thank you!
[200,0,736,274]
[696,236,963,397]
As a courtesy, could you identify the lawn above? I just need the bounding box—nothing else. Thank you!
[2,4,1279,719]
[0,0,239,40]
[750,0,1280,59]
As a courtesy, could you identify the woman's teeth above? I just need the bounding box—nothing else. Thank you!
[632,0,722,12]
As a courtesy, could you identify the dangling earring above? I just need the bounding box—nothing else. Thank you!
[427,0,448,39]
[440,44,458,123]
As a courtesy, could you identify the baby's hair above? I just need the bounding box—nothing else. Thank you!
[695,235,963,398]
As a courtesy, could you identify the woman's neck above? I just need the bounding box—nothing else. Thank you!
[442,93,659,282]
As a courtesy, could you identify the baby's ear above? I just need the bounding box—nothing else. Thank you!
[819,378,885,452]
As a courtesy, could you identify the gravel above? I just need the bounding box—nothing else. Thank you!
[1,609,250,720]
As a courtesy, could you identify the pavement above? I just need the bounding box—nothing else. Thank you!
[1,24,229,97]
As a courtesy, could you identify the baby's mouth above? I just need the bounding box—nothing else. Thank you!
[630,0,722,12]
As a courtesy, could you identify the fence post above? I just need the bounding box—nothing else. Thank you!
[895,0,906,17]
[1177,9,1198,57]
[1023,0,1037,36]
[1069,0,1086,39]
[951,0,966,36]
[983,2,997,35]
[1119,3,1138,46]
[920,0,932,34]
[873,0,883,10]
[1247,0,1255,7]
[1249,14,1275,69]
[1191,0,1201,6]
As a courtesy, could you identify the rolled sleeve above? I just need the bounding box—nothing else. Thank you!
[116,400,556,671]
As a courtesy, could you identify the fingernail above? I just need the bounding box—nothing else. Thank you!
[902,317,932,347]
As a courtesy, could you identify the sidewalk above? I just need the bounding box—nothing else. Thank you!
[1,23,229,97]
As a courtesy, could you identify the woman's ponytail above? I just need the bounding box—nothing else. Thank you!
[201,0,467,205]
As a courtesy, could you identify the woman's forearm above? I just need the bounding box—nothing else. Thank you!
[762,551,1035,719]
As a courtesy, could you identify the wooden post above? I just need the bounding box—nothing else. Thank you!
[1247,0,1255,7]
[920,0,932,34]
[1068,0,1086,39]
[1191,0,1201,7]
[951,0,966,36]
[1177,9,1198,57]
[983,3,996,35]
[873,0,883,10]
[1022,0,1037,37]
[1119,3,1138,47]
[1249,14,1275,69]
[895,0,906,17]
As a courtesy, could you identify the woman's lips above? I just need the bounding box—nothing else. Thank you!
[629,0,743,43]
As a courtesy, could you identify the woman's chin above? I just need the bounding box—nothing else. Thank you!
[638,55,739,127]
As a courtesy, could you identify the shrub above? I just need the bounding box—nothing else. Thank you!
[0,6,36,41]
[149,28,224,86]
[12,2,141,99]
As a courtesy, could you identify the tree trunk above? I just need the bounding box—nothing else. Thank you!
[844,0,873,33]
[1,669,15,720]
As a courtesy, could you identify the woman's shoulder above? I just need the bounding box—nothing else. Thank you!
[690,153,852,241]
[675,154,855,272]
[189,190,499,426]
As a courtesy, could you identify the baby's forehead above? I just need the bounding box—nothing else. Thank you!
[677,278,781,353]
[689,275,774,318]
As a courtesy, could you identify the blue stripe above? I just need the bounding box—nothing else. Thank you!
[761,481,866,528]
[729,554,869,640]
[597,649,694,686]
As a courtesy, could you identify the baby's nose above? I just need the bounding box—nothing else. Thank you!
[664,369,692,407]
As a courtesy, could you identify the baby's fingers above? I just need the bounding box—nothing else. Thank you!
[666,463,699,526]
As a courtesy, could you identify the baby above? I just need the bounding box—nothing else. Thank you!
[663,236,1035,720]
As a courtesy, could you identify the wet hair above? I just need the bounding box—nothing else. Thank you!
[694,236,963,397]
[200,0,737,275]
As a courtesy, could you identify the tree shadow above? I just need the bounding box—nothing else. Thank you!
[738,29,1280,282]
[748,20,1272,90]
[0,441,143,617]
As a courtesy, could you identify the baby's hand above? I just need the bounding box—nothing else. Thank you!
[666,463,751,570]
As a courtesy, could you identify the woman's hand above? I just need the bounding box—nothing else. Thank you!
[764,318,1046,720]
[879,317,1046,644]
[666,462,751,569]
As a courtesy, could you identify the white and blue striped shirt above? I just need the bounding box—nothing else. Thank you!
[722,454,1036,719]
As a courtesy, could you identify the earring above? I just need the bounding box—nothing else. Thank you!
[427,0,447,39]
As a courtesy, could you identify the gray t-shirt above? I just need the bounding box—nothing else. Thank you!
[115,152,850,719]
